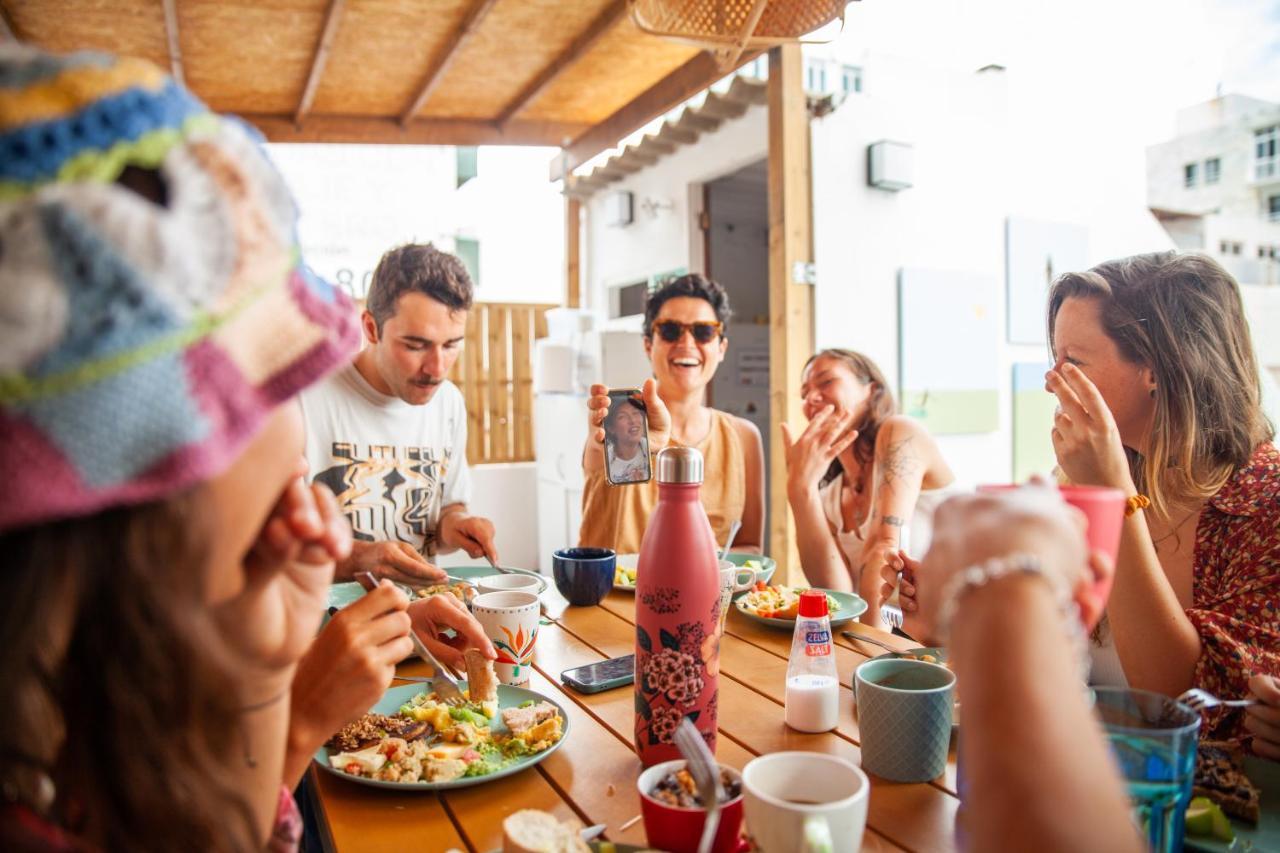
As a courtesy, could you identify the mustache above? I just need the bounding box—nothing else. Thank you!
[414,376,445,386]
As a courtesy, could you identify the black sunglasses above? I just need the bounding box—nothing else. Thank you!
[653,320,723,344]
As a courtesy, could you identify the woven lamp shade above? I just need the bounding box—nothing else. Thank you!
[630,0,847,67]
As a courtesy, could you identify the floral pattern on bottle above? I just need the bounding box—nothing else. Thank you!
[638,586,680,614]
[634,621,718,746]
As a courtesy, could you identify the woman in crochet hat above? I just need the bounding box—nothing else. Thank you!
[0,46,363,850]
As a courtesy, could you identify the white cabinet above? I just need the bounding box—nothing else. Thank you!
[534,393,588,573]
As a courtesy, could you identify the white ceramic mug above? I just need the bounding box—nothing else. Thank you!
[717,560,757,629]
[472,590,540,685]
[743,752,869,853]
[475,573,542,597]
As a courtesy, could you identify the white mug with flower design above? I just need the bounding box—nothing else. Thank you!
[472,590,540,686]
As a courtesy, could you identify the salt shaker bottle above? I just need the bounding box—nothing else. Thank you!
[785,590,840,732]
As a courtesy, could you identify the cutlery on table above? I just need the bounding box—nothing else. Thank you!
[840,630,947,663]
[358,572,467,706]
[674,718,724,853]
[579,824,606,842]
[1177,688,1258,713]
[718,520,743,562]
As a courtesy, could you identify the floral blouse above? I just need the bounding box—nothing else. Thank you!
[1190,442,1280,739]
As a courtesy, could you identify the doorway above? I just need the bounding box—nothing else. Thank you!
[704,158,771,546]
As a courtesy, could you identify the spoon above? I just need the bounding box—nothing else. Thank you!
[674,718,723,853]
[718,520,742,562]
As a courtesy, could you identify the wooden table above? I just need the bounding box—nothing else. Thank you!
[308,589,960,852]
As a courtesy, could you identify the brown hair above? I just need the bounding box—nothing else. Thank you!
[805,349,897,487]
[367,243,474,333]
[1047,251,1272,518]
[0,495,258,850]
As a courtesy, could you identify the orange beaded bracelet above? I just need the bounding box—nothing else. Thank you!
[1125,494,1151,517]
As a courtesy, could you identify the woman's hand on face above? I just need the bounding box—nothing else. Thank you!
[220,475,353,674]
[588,379,671,453]
[1045,363,1135,492]
[781,405,858,494]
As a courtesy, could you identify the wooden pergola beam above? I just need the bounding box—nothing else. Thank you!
[400,0,500,126]
[161,0,183,86]
[294,0,345,126]
[550,48,763,182]
[246,114,588,146]
[766,44,813,586]
[496,0,627,127]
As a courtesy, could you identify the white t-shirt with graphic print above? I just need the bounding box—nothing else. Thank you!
[300,363,471,558]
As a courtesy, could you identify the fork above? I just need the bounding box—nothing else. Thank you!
[1178,688,1258,713]
[881,604,904,629]
[674,719,724,853]
[357,572,467,707]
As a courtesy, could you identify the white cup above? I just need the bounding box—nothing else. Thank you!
[472,590,540,685]
[743,752,869,853]
[475,573,542,596]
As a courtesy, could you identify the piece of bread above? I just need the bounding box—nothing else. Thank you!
[502,809,589,853]
[1193,739,1261,823]
[465,648,498,712]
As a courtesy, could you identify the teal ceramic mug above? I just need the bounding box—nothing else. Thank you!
[855,658,954,783]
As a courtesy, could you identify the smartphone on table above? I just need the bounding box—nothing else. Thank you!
[561,655,635,694]
[602,388,651,485]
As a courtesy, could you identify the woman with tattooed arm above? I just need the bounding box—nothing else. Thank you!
[782,350,954,627]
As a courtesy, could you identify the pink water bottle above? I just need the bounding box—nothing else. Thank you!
[634,446,721,766]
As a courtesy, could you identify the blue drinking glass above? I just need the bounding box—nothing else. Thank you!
[1094,687,1200,852]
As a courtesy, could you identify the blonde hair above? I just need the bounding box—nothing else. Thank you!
[1047,252,1272,518]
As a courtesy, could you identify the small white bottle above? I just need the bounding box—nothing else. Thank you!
[785,590,841,732]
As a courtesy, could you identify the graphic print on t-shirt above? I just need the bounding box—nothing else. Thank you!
[313,441,454,554]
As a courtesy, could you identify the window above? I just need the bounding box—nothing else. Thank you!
[841,65,862,94]
[1219,240,1243,255]
[1257,126,1279,181]
[1205,157,1221,184]
[455,237,479,284]
[1269,194,1280,222]
[805,61,820,92]
[1184,162,1198,187]
[455,146,478,188]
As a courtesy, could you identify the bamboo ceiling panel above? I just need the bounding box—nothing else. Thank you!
[7,0,168,68]
[518,17,701,124]
[412,0,614,120]
[180,0,328,114]
[312,0,474,116]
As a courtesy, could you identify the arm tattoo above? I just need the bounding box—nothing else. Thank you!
[878,435,920,488]
[879,514,905,527]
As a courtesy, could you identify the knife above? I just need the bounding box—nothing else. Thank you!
[580,824,606,842]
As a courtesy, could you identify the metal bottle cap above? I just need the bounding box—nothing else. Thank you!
[656,446,704,484]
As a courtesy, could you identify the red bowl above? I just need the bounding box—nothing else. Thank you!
[637,760,745,853]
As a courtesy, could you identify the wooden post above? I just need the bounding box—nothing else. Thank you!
[766,44,814,585]
[565,196,581,308]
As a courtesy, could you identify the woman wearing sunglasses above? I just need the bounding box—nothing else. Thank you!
[783,349,954,627]
[579,274,765,555]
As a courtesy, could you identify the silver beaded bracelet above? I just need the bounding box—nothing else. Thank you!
[934,553,1090,682]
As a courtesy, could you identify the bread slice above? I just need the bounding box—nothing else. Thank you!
[502,809,589,853]
[465,649,499,717]
[1193,740,1261,824]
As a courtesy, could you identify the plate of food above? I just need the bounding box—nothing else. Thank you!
[1184,742,1279,852]
[315,653,569,790]
[733,583,867,629]
[612,552,777,592]
[328,565,548,611]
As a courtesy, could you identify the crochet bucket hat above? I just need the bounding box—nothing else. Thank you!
[0,46,360,532]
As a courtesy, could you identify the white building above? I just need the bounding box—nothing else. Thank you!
[1146,95,1280,286]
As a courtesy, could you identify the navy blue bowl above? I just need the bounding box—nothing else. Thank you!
[552,547,616,606]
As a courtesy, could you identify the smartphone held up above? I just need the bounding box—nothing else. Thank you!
[603,388,651,485]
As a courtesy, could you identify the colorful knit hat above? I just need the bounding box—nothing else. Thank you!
[0,46,360,532]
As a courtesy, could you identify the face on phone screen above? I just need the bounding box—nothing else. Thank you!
[603,389,651,485]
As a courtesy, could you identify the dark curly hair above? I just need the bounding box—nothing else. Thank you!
[642,273,732,340]
[367,243,474,333]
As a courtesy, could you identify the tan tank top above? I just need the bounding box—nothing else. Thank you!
[577,408,747,554]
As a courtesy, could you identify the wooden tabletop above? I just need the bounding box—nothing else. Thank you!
[307,589,960,852]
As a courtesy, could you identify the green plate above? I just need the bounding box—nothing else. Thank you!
[328,565,548,610]
[314,682,569,791]
[733,587,867,629]
[1185,754,1280,852]
[612,552,777,593]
